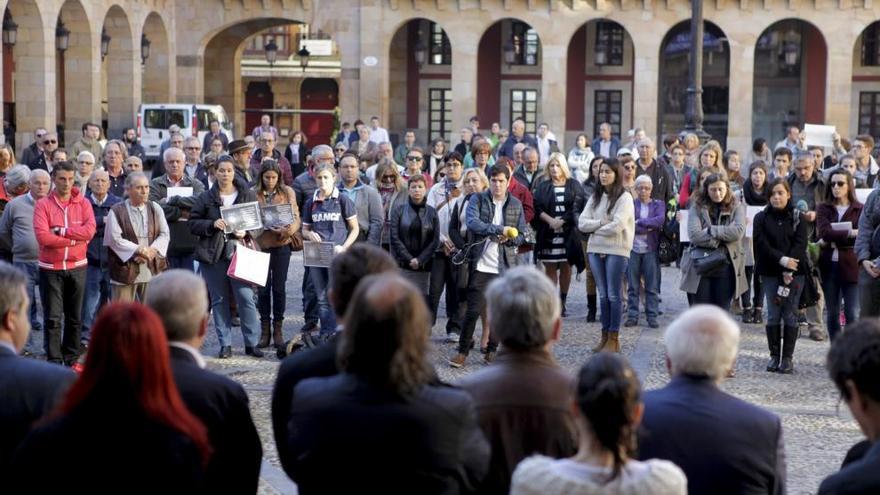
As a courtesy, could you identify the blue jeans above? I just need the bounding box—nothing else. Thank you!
[308,266,336,334]
[589,253,628,332]
[168,254,195,271]
[762,275,805,328]
[257,245,292,322]
[822,262,859,340]
[302,267,319,325]
[627,251,660,321]
[13,261,41,350]
[81,264,110,343]
[201,260,259,348]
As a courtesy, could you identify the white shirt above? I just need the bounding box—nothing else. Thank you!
[476,199,505,274]
[369,126,390,144]
[599,140,612,159]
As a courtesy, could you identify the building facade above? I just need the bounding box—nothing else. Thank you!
[3,0,880,155]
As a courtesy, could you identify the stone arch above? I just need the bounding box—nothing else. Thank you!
[658,20,730,146]
[57,0,98,147]
[388,18,453,144]
[752,18,827,145]
[7,0,51,153]
[102,4,135,138]
[142,11,171,103]
[851,21,880,139]
[477,18,543,134]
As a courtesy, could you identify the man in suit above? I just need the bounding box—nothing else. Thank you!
[0,261,76,478]
[592,122,621,159]
[144,269,262,494]
[272,243,397,477]
[820,319,880,494]
[637,304,786,495]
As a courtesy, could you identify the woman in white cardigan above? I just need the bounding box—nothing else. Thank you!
[578,158,635,353]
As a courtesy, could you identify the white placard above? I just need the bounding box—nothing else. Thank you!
[856,188,873,204]
[167,187,193,198]
[803,124,836,148]
[678,210,689,243]
[832,221,853,232]
[363,56,378,67]
[745,205,763,238]
[300,39,333,57]
[230,243,270,286]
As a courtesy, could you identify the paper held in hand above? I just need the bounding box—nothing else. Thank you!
[803,124,836,148]
[227,243,270,286]
[745,206,762,238]
[261,203,296,230]
[856,189,873,205]
[831,221,853,232]
[678,210,689,243]
[220,201,263,234]
[166,187,193,198]
[303,241,335,268]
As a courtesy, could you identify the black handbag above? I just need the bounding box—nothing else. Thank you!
[690,246,729,276]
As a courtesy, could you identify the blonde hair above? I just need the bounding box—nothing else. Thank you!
[463,167,489,190]
[546,152,571,181]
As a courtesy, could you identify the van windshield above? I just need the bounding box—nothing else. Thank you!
[196,109,231,131]
[144,109,188,130]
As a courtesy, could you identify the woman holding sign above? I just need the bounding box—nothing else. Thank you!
[190,156,264,359]
[255,160,301,353]
[302,163,360,336]
[817,169,863,340]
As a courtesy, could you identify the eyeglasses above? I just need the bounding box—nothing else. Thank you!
[44,140,57,145]
[185,147,201,151]
[407,156,423,162]
[831,181,848,187]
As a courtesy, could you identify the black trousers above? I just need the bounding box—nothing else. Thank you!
[258,245,292,322]
[693,264,735,311]
[428,252,461,334]
[458,271,498,355]
[40,267,87,365]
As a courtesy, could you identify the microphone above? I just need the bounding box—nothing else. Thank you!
[796,199,809,214]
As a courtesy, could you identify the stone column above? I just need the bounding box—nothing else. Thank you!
[12,3,55,153]
[540,40,568,149]
[449,29,480,140]
[631,35,660,140]
[106,30,139,138]
[825,34,855,139]
[174,55,203,104]
[358,3,383,123]
[725,34,756,153]
[62,19,101,147]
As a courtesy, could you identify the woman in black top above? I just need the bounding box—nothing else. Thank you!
[741,160,770,324]
[753,178,809,374]
[390,174,440,298]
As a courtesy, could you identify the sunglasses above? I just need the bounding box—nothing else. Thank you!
[381,175,396,181]
[44,140,57,144]
[831,181,848,187]
[407,156,423,162]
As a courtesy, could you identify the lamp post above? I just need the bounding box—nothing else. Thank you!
[264,38,278,67]
[681,0,710,143]
[502,40,515,67]
[297,45,310,70]
[140,34,150,64]
[413,37,426,68]
[55,20,70,52]
[3,12,17,47]
[100,28,111,60]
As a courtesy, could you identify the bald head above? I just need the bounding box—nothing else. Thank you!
[144,270,209,343]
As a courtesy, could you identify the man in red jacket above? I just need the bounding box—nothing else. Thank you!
[33,161,96,365]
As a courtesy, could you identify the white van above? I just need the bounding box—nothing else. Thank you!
[137,103,234,160]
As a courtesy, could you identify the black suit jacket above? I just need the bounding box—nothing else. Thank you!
[637,375,786,495]
[820,440,880,494]
[169,346,262,494]
[0,345,75,479]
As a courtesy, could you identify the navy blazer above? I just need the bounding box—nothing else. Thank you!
[0,345,75,479]
[169,346,262,494]
[592,136,621,158]
[637,375,786,495]
[819,440,880,494]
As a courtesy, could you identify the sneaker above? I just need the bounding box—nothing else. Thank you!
[231,316,241,327]
[808,327,827,342]
[624,318,638,327]
[449,353,467,368]
[446,332,460,343]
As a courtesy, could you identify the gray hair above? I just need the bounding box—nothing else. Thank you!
[5,165,31,190]
[144,270,209,342]
[664,305,740,382]
[124,171,149,188]
[103,139,128,161]
[0,261,27,325]
[522,147,539,160]
[485,266,560,350]
[312,144,333,160]
[184,136,201,148]
[637,137,654,148]
[163,146,184,162]
[634,174,653,188]
[77,151,96,164]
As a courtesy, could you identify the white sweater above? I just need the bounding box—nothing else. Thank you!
[511,456,687,495]
[578,191,635,258]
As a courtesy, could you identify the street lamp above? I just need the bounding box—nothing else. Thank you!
[680,0,710,143]
[56,20,70,53]
[413,37,426,67]
[502,40,515,67]
[3,12,17,47]
[101,28,111,60]
[297,45,310,69]
[140,34,150,64]
[264,38,278,66]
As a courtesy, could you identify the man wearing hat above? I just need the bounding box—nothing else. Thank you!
[228,139,255,187]
[249,132,294,186]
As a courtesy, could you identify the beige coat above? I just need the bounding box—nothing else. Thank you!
[679,200,748,297]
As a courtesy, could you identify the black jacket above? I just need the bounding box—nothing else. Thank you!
[754,203,809,277]
[390,199,439,271]
[636,159,675,203]
[638,375,786,495]
[150,175,206,257]
[286,373,490,494]
[126,141,146,161]
[189,182,258,264]
[531,179,586,268]
[169,346,262,494]
[0,346,75,480]
[85,192,123,268]
[820,439,880,494]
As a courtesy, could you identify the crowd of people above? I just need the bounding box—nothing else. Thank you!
[2,113,880,491]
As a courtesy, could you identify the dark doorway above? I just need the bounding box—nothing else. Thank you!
[300,78,338,146]
[245,81,274,135]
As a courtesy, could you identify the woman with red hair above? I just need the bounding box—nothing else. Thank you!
[11,303,211,491]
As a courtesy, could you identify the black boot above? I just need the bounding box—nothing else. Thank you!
[765,325,781,372]
[560,292,568,317]
[753,307,764,324]
[257,320,271,348]
[778,324,798,374]
[742,307,754,324]
[586,294,597,323]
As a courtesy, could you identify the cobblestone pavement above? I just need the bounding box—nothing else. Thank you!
[33,259,861,494]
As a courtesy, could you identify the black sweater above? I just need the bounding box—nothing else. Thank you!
[753,203,809,277]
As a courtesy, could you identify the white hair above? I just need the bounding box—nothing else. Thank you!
[485,266,560,350]
[77,151,96,163]
[664,305,740,382]
[145,270,208,342]
[163,146,184,162]
[634,174,653,188]
[5,165,31,190]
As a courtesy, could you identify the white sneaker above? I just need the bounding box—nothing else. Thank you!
[446,332,460,343]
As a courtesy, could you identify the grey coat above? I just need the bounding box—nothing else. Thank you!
[680,200,748,297]
[339,181,383,245]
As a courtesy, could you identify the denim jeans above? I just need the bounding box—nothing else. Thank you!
[627,251,660,321]
[13,261,41,351]
[81,264,111,342]
[201,260,259,348]
[40,267,86,365]
[257,245,292,322]
[762,274,805,328]
[589,253,628,332]
[301,267,319,325]
[741,265,764,309]
[458,271,498,355]
[428,253,461,334]
[308,266,336,334]
[168,254,195,272]
[693,265,735,311]
[822,262,859,340]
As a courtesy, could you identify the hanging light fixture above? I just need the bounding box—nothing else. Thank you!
[140,34,151,64]
[413,36,427,67]
[100,28,111,60]
[264,37,278,66]
[297,45,310,69]
[503,39,515,67]
[3,11,18,47]
[56,20,70,52]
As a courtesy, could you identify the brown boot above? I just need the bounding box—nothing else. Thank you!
[272,320,285,348]
[601,332,620,353]
[591,330,609,353]
[257,320,271,348]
